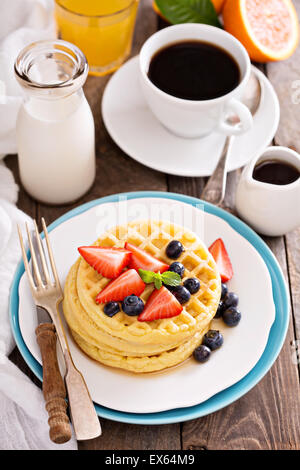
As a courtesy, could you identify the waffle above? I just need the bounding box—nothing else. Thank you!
[64,263,210,372]
[63,220,221,373]
[63,261,189,357]
[76,220,221,345]
[71,328,209,374]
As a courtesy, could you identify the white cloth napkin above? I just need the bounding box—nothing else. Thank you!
[0,162,77,450]
[0,0,55,157]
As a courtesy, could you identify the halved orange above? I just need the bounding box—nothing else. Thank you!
[152,0,226,22]
[213,0,226,13]
[223,0,299,62]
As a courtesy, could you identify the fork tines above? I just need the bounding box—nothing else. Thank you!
[17,218,61,294]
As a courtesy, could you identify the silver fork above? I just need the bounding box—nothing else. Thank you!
[18,218,102,441]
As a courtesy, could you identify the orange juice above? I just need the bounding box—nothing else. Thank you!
[54,0,139,76]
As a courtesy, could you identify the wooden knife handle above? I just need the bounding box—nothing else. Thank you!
[36,323,72,444]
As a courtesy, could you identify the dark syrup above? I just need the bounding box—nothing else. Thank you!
[253,160,300,185]
[148,40,240,101]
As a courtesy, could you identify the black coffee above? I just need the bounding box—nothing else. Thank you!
[148,41,240,101]
[253,160,300,185]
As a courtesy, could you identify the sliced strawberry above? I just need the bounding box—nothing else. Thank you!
[138,286,183,322]
[125,242,169,273]
[208,238,233,283]
[78,246,131,279]
[95,269,145,303]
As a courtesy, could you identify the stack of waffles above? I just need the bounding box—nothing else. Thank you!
[63,220,221,373]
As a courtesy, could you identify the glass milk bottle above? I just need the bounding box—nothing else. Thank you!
[14,40,96,205]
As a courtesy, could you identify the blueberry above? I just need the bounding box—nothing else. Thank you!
[169,262,185,278]
[172,285,191,304]
[221,283,228,300]
[183,277,200,294]
[193,345,211,363]
[223,292,239,309]
[202,330,223,351]
[164,284,176,292]
[104,302,120,317]
[122,295,144,316]
[214,300,225,319]
[223,307,241,326]
[166,240,184,259]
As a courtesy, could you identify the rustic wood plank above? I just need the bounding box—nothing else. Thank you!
[285,229,300,342]
[79,422,180,450]
[167,175,206,198]
[181,236,300,450]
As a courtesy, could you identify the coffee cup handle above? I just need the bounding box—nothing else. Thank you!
[217,98,253,136]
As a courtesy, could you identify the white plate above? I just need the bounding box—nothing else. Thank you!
[19,198,275,413]
[102,57,280,177]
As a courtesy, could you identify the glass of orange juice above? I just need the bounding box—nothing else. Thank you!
[54,0,139,76]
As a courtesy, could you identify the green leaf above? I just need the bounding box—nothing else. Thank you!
[161,271,182,287]
[138,269,156,284]
[155,0,222,28]
[138,269,182,290]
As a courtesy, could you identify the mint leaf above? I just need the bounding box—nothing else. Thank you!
[161,271,181,287]
[139,269,182,290]
[139,269,156,283]
[155,0,222,28]
[139,269,163,289]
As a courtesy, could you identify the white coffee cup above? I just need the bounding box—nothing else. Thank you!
[139,24,253,139]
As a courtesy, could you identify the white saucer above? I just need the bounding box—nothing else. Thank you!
[102,56,280,177]
[18,197,275,414]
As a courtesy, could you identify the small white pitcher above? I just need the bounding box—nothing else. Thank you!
[236,146,300,236]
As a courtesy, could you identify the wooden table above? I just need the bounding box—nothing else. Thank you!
[6,0,300,450]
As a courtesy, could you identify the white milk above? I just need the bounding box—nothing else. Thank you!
[16,92,95,204]
[14,40,96,205]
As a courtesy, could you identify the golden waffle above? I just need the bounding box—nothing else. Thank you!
[63,220,221,373]
[76,220,221,346]
[63,261,189,357]
[71,328,209,374]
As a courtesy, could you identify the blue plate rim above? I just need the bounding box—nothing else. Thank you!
[10,191,290,425]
